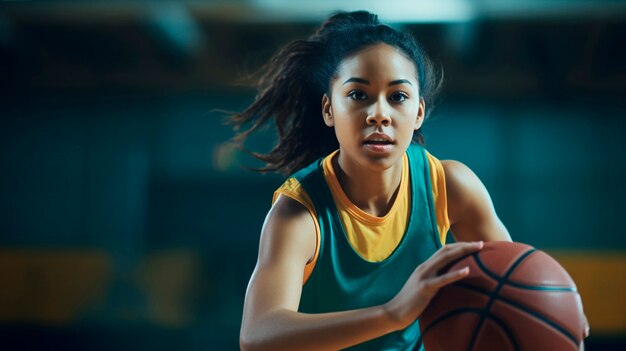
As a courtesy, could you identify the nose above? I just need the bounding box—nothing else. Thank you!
[366,99,392,127]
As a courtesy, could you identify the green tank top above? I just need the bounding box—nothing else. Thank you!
[291,144,442,350]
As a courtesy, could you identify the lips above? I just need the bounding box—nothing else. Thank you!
[362,133,395,153]
[363,133,395,145]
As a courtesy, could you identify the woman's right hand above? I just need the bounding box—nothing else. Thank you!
[384,241,484,329]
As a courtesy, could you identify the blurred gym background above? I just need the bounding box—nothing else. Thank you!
[1,0,625,350]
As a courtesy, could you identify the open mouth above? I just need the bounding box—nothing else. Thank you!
[362,134,395,152]
[363,133,395,146]
[363,139,394,145]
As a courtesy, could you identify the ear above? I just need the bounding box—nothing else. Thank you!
[414,97,426,130]
[321,94,334,127]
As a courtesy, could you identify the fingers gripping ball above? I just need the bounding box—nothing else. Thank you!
[419,241,586,351]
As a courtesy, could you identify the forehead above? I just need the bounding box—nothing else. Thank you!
[335,43,418,83]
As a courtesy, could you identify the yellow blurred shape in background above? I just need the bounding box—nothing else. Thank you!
[0,249,111,324]
[549,251,626,336]
[0,247,624,336]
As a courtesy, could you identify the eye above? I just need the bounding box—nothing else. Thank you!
[390,91,409,103]
[348,90,368,101]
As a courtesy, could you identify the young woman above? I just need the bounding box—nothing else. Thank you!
[232,11,512,350]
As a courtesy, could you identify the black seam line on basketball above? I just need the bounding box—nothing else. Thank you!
[455,282,580,346]
[419,307,520,351]
[466,249,537,351]
[505,280,577,292]
[420,308,484,337]
[471,251,505,281]
[481,312,521,351]
[472,251,575,291]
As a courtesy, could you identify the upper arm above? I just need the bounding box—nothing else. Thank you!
[241,195,317,332]
[443,160,511,242]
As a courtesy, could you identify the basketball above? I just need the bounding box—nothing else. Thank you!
[419,241,586,351]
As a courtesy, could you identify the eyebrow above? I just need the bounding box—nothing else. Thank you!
[342,77,413,87]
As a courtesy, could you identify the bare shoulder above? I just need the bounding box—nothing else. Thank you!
[243,195,317,314]
[269,194,314,222]
[440,160,511,242]
[440,160,484,207]
[441,159,478,186]
[257,194,317,267]
[240,195,318,338]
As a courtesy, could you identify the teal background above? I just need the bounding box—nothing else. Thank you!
[1,1,625,350]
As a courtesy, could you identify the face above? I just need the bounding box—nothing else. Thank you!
[322,43,425,172]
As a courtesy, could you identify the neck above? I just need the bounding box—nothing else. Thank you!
[333,152,403,217]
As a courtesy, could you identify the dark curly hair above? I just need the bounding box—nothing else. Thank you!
[229,11,443,175]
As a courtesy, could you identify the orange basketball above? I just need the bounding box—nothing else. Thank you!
[420,241,586,351]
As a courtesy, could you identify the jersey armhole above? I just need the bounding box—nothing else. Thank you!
[272,188,320,285]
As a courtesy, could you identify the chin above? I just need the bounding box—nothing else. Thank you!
[358,154,401,172]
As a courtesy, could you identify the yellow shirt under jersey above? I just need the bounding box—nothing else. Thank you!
[273,150,450,283]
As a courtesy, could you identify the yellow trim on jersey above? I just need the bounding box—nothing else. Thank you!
[425,151,450,245]
[273,149,450,283]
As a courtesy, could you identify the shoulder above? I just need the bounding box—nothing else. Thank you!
[440,160,487,220]
[441,159,511,242]
[269,194,315,227]
[273,176,317,218]
[258,194,317,266]
[441,160,480,193]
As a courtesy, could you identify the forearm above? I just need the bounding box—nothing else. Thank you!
[240,304,401,351]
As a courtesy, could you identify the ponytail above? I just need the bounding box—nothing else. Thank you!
[229,39,337,175]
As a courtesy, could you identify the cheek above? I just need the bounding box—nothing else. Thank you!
[331,101,366,128]
[331,96,356,115]
[397,105,419,124]
[333,117,359,134]
[401,100,420,114]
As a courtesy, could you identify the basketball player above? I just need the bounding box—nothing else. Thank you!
[232,10,586,350]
